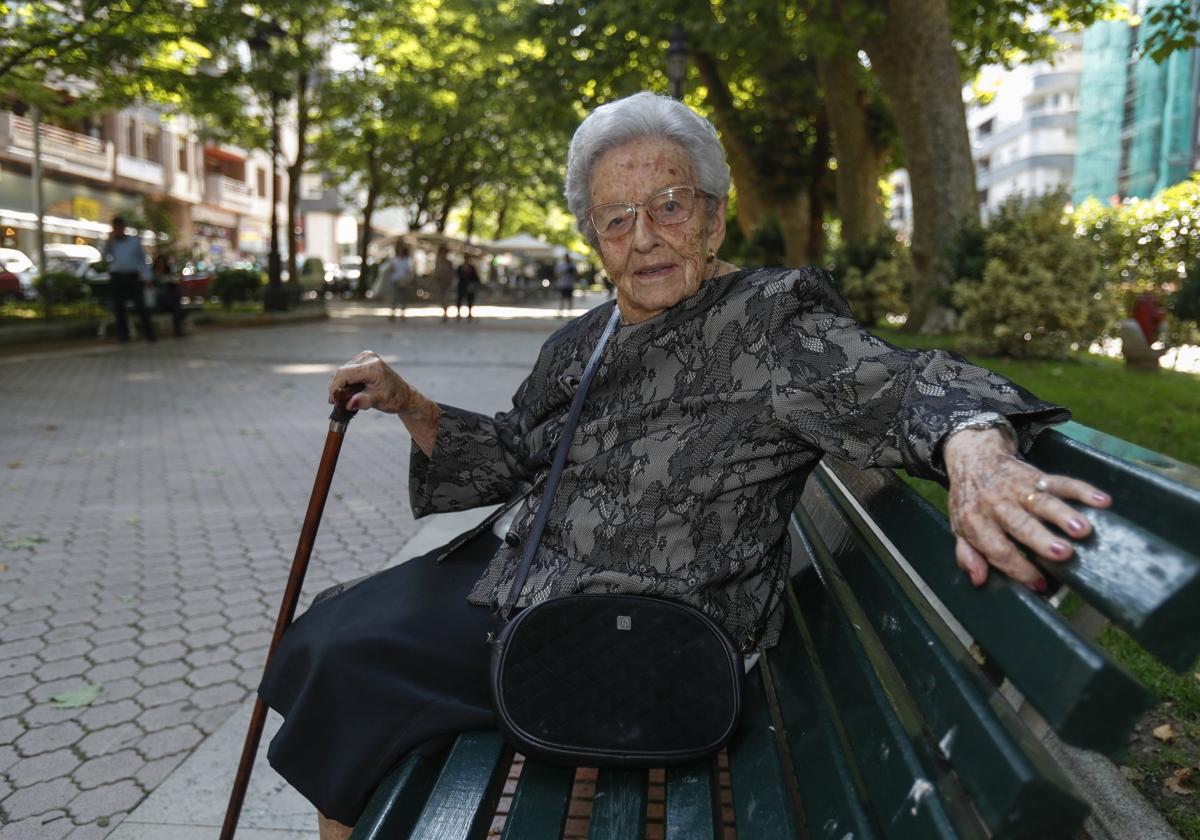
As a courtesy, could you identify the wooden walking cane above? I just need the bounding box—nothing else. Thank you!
[220,384,364,840]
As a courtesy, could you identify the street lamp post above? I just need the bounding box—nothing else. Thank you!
[666,24,688,101]
[249,21,288,311]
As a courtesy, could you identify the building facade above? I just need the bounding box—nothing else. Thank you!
[968,31,1083,220]
[0,100,293,266]
[1073,0,1200,203]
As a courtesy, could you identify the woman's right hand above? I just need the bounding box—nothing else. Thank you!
[328,351,417,415]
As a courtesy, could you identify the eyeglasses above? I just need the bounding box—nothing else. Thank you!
[587,186,708,240]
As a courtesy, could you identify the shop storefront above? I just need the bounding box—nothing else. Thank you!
[0,168,139,252]
[191,206,238,264]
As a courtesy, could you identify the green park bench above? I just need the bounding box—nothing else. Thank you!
[347,420,1200,839]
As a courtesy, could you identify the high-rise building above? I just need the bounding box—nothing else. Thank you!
[968,32,1083,221]
[1073,1,1199,204]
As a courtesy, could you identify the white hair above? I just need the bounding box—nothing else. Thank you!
[564,92,731,243]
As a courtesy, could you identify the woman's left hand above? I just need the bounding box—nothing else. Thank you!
[942,428,1111,592]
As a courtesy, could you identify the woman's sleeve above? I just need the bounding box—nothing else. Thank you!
[408,371,542,516]
[768,268,1070,482]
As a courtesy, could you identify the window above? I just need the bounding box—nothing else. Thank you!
[127,120,138,157]
[977,118,994,137]
[300,173,325,200]
[257,169,267,196]
[178,141,188,173]
[143,129,160,162]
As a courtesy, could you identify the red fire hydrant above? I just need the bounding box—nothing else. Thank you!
[1131,293,1165,344]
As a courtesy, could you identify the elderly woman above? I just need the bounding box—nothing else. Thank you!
[258,92,1110,839]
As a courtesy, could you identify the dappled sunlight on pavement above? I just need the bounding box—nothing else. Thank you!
[329,291,613,322]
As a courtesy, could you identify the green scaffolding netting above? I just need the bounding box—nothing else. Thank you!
[1074,2,1197,204]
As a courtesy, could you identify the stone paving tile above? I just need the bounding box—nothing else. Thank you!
[0,811,73,840]
[0,311,560,836]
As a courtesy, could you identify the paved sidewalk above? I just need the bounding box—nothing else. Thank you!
[109,508,494,840]
[0,300,587,838]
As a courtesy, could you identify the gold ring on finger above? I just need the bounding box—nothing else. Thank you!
[1025,491,1039,505]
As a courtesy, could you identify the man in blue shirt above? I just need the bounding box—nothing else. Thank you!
[102,215,155,342]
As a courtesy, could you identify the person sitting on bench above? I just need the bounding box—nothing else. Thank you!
[257,91,1113,840]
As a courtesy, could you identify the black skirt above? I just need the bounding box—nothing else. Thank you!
[258,530,500,825]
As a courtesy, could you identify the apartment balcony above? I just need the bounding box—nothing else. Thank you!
[170,171,203,204]
[115,153,165,187]
[204,173,254,212]
[0,111,114,181]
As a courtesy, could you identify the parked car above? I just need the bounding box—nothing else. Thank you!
[334,256,362,294]
[178,261,213,301]
[44,244,108,285]
[0,248,36,300]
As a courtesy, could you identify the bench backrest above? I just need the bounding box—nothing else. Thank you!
[774,419,1200,837]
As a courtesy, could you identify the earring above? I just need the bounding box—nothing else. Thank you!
[706,249,715,262]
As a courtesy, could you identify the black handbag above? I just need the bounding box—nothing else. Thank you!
[488,306,744,768]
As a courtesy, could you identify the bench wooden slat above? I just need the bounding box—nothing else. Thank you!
[726,668,801,840]
[769,595,880,840]
[349,754,442,840]
[1031,425,1200,672]
[802,472,1091,838]
[499,760,575,840]
[407,731,513,839]
[586,769,647,839]
[817,459,1153,755]
[791,557,985,839]
[664,761,721,840]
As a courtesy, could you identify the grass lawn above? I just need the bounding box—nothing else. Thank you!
[873,326,1200,837]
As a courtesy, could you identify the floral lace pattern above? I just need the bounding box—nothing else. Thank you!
[409,267,1068,650]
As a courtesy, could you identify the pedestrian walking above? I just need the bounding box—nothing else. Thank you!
[103,215,156,343]
[555,255,577,316]
[432,245,455,323]
[380,243,413,321]
[455,255,480,321]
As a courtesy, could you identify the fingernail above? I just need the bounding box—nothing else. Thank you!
[1091,492,1110,503]
[1068,518,1086,533]
[1049,541,1070,558]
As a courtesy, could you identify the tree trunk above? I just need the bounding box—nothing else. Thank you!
[777,192,812,268]
[815,47,885,254]
[493,187,510,240]
[694,49,825,266]
[843,0,978,331]
[286,66,312,290]
[357,144,379,298]
[692,50,771,239]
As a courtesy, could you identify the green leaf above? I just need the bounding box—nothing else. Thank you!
[4,535,47,551]
[51,684,104,709]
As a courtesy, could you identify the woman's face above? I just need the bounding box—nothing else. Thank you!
[588,139,726,324]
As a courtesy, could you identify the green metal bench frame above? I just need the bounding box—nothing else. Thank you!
[349,421,1200,839]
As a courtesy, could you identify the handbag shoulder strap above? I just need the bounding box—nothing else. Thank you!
[499,304,622,620]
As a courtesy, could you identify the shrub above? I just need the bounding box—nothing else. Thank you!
[34,271,87,304]
[1172,257,1200,323]
[954,191,1120,359]
[211,268,263,308]
[830,230,911,326]
[1072,175,1200,294]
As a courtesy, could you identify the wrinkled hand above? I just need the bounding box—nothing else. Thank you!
[328,351,418,415]
[943,428,1111,592]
